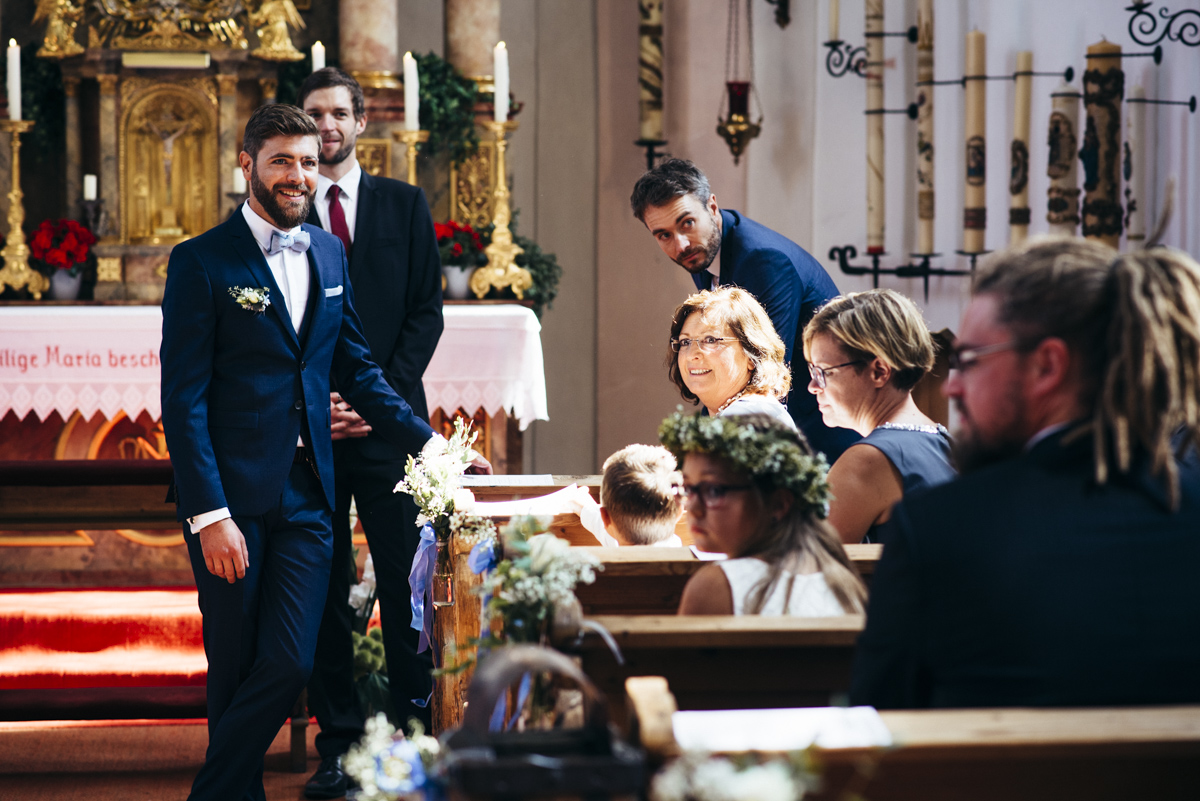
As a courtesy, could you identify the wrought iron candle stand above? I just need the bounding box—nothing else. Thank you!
[825,26,916,79]
[634,138,669,171]
[828,246,989,302]
[1085,44,1165,63]
[1126,2,1200,48]
[1127,94,1197,113]
[918,65,1075,92]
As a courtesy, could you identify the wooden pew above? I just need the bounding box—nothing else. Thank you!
[627,678,1200,801]
[573,614,864,729]
[574,545,881,616]
[462,474,601,502]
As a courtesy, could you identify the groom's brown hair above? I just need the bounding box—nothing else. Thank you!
[241,103,320,160]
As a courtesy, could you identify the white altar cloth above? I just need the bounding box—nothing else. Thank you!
[0,305,549,430]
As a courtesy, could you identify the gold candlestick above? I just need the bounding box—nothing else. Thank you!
[0,120,49,299]
[391,129,431,186]
[470,120,532,301]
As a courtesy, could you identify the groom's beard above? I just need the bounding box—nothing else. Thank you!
[950,390,1029,474]
[251,164,314,229]
[674,219,723,275]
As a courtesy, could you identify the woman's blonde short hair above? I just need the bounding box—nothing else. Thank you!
[802,289,934,391]
[666,286,792,404]
[601,444,682,545]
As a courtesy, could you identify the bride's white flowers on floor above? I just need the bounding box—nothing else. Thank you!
[650,752,810,801]
[343,713,440,801]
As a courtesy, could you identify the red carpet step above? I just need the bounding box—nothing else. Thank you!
[0,589,206,718]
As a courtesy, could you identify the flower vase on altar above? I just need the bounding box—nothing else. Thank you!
[437,221,485,300]
[50,270,83,300]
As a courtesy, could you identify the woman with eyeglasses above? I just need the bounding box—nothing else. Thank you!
[666,286,796,429]
[660,411,867,616]
[802,289,955,544]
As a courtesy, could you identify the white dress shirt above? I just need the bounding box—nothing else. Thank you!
[706,250,721,290]
[314,161,361,245]
[187,202,313,534]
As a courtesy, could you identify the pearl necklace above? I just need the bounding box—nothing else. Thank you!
[715,389,749,415]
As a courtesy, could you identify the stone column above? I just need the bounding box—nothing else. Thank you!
[216,72,240,220]
[63,74,82,222]
[445,0,499,79]
[97,72,120,240]
[341,0,401,88]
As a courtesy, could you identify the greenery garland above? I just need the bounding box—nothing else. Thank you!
[658,410,833,518]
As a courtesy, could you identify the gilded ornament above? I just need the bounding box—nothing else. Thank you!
[33,0,87,59]
[89,0,247,52]
[248,0,306,62]
[470,121,533,301]
[96,256,123,282]
[0,121,51,299]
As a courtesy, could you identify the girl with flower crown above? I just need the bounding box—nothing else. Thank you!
[660,412,866,616]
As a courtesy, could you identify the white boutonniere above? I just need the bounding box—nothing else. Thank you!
[228,286,271,314]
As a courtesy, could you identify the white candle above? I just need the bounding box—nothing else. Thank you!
[7,40,20,122]
[829,0,840,41]
[1126,84,1147,246]
[403,51,420,131]
[232,166,247,194]
[83,174,97,201]
[311,41,325,72]
[494,41,509,123]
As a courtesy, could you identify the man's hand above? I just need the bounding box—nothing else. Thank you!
[467,450,493,475]
[330,392,372,441]
[197,518,249,584]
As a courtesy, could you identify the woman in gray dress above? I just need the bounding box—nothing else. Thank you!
[802,289,955,543]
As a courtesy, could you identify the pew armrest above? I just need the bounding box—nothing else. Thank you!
[626,676,680,760]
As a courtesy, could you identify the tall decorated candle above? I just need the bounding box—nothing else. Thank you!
[638,0,665,141]
[963,30,987,254]
[865,0,885,254]
[1081,39,1123,248]
[404,51,420,131]
[829,0,840,41]
[1125,84,1146,247]
[1046,80,1082,235]
[1009,51,1033,246]
[494,41,509,123]
[7,40,20,121]
[915,0,934,254]
[311,41,325,72]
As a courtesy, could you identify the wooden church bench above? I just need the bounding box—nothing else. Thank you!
[626,677,1200,801]
[0,459,176,530]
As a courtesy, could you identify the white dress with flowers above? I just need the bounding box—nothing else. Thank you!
[718,557,845,616]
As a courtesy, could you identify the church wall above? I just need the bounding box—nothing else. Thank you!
[595,0,750,465]
[500,0,600,475]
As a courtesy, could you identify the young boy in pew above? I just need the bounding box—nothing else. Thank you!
[659,412,866,616]
[594,444,685,547]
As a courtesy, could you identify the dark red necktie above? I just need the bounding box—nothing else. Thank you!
[326,184,352,257]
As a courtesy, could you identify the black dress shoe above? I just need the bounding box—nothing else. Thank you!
[305,754,350,800]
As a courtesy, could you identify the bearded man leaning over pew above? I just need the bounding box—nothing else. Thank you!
[852,239,1200,709]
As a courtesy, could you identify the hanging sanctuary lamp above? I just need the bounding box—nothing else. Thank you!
[717,0,763,164]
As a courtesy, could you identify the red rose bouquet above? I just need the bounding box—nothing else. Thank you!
[30,219,98,278]
[435,220,486,268]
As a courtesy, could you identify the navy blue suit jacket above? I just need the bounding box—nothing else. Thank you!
[694,210,860,460]
[306,171,443,460]
[850,429,1200,708]
[160,209,434,521]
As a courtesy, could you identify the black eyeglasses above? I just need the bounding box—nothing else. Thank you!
[670,336,739,353]
[948,340,1021,371]
[807,360,865,389]
[679,482,754,509]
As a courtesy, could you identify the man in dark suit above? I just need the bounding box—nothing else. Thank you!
[851,239,1200,709]
[296,68,444,799]
[631,158,859,461]
[160,104,452,801]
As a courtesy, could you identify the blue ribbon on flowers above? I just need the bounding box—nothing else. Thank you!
[408,523,437,654]
[489,671,532,732]
[468,539,498,663]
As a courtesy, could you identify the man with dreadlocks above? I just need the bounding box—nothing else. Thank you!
[850,238,1200,709]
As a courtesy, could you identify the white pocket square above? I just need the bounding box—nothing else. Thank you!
[325,285,343,297]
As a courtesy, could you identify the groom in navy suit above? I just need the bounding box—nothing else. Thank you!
[632,158,860,461]
[160,104,449,801]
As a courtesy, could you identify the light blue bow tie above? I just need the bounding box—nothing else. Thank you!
[268,230,311,255]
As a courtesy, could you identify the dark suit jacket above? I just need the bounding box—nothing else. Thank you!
[850,428,1200,709]
[160,210,434,520]
[694,210,860,460]
[308,172,444,461]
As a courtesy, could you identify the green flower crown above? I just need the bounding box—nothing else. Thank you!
[658,410,833,518]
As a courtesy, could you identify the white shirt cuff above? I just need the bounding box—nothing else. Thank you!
[188,507,231,533]
[422,433,447,455]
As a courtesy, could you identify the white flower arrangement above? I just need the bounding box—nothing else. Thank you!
[477,516,600,645]
[343,713,441,801]
[348,552,377,616]
[394,417,479,532]
[650,751,815,801]
[228,285,271,314]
